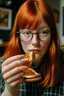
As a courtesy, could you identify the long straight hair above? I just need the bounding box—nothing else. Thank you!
[4,0,61,87]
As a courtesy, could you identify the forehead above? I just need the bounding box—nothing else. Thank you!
[36,21,50,30]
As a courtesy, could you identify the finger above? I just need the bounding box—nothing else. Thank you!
[9,79,23,87]
[2,58,28,74]
[2,55,24,66]
[7,72,24,83]
[3,66,27,80]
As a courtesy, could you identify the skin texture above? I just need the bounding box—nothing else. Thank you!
[2,55,28,96]
[21,22,51,65]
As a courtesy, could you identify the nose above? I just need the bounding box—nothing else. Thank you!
[31,34,40,46]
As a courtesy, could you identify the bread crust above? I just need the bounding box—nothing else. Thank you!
[23,51,42,82]
[24,75,42,82]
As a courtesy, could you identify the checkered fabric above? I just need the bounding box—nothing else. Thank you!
[0,51,64,96]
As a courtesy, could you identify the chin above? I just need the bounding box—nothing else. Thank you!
[33,54,42,64]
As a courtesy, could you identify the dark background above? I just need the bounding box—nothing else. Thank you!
[0,0,25,42]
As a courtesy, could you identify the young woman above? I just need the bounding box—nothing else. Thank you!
[0,0,64,96]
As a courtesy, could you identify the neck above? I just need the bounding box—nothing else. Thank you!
[33,59,41,66]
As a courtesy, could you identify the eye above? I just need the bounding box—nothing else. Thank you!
[40,30,50,34]
[39,30,50,37]
[21,30,32,38]
[22,31,31,34]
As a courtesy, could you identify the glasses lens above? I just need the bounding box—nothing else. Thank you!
[39,30,50,41]
[19,29,51,42]
[20,30,32,42]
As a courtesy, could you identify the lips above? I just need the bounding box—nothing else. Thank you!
[29,49,41,52]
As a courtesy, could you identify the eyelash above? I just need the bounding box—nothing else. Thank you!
[40,30,50,34]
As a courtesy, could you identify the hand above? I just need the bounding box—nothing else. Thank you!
[2,55,28,95]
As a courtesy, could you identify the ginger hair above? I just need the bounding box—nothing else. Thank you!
[4,0,61,87]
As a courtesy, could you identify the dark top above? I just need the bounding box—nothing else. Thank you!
[0,49,64,96]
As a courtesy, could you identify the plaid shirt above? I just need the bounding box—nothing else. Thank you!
[0,52,64,96]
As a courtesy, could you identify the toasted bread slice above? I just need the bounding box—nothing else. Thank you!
[23,67,42,82]
[22,51,42,82]
[24,51,34,67]
[23,67,40,77]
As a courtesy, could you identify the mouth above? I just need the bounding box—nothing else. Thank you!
[29,49,41,52]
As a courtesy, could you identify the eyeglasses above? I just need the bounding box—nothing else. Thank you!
[17,29,51,42]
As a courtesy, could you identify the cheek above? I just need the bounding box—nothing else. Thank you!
[40,38,51,54]
[21,41,29,53]
[33,40,51,62]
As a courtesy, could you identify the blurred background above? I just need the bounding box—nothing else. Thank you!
[0,0,64,55]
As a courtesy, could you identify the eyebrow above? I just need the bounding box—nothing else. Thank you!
[20,26,50,31]
[39,26,50,29]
